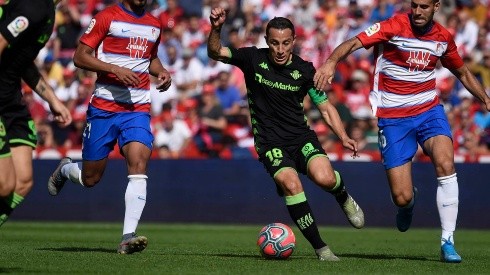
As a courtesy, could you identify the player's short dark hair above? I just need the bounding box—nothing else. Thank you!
[266,17,295,37]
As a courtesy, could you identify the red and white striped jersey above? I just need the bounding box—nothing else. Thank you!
[357,13,464,118]
[79,3,161,113]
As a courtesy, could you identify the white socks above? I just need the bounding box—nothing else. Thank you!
[61,162,84,185]
[123,175,147,235]
[437,173,459,245]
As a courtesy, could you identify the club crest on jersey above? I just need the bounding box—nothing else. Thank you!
[85,19,96,34]
[406,50,430,72]
[7,16,28,37]
[127,36,148,58]
[290,70,301,80]
[364,23,380,37]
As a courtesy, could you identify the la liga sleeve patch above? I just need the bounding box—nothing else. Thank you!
[364,23,380,37]
[85,18,96,34]
[7,16,29,37]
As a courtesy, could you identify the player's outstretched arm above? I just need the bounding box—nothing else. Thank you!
[314,37,363,91]
[207,7,231,62]
[317,101,358,157]
[451,65,490,111]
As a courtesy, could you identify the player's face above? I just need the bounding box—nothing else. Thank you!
[265,28,295,66]
[125,0,147,10]
[410,0,439,28]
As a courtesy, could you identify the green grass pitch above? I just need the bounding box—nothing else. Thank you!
[0,222,489,274]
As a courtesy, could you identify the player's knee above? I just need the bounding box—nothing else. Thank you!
[280,181,303,196]
[310,169,336,189]
[435,159,455,176]
[81,174,102,188]
[392,192,413,207]
[0,182,15,197]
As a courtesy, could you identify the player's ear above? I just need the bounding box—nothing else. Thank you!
[433,0,440,12]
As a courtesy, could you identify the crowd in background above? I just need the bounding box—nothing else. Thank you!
[25,0,490,162]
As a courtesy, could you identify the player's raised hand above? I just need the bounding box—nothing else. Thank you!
[156,70,172,92]
[49,99,72,127]
[111,65,141,87]
[210,7,226,28]
[313,61,336,91]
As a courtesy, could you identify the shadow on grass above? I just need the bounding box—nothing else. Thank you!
[0,267,22,273]
[338,253,435,262]
[201,253,434,262]
[37,247,114,253]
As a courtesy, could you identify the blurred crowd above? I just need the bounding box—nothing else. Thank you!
[26,0,490,161]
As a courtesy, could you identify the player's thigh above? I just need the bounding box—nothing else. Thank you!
[259,146,302,196]
[83,105,124,161]
[378,117,418,170]
[81,158,108,185]
[118,112,153,174]
[386,162,414,205]
[122,141,152,174]
[0,112,36,195]
[299,137,335,186]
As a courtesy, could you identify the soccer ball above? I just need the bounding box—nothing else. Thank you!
[257,223,295,259]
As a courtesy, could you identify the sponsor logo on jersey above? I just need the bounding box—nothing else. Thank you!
[7,16,29,37]
[406,50,431,72]
[85,19,96,34]
[127,36,148,58]
[364,23,380,37]
[259,62,269,70]
[301,142,318,157]
[255,73,300,92]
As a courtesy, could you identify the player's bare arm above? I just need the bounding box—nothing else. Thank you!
[314,37,364,90]
[207,7,231,62]
[149,57,172,92]
[73,43,140,87]
[0,32,8,61]
[317,101,358,157]
[451,65,490,111]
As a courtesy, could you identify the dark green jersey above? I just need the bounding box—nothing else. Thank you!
[0,0,55,110]
[226,47,327,153]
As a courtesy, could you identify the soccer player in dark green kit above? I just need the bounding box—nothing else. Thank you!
[0,0,72,226]
[208,7,365,261]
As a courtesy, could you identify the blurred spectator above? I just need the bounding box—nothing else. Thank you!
[369,0,395,23]
[203,58,232,81]
[158,28,183,67]
[344,70,371,120]
[150,74,178,115]
[53,4,82,66]
[63,112,86,149]
[193,84,227,158]
[174,48,204,98]
[181,14,206,49]
[179,0,203,17]
[55,67,80,105]
[36,120,56,148]
[473,102,490,131]
[22,84,47,124]
[293,0,319,33]
[263,0,293,19]
[214,71,242,117]
[154,109,192,159]
[157,0,184,30]
[454,9,479,57]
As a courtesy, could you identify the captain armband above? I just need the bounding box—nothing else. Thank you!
[307,87,328,105]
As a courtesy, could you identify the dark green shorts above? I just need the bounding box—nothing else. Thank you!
[258,132,327,179]
[0,107,37,158]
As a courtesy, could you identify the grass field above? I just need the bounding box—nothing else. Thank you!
[0,222,489,274]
